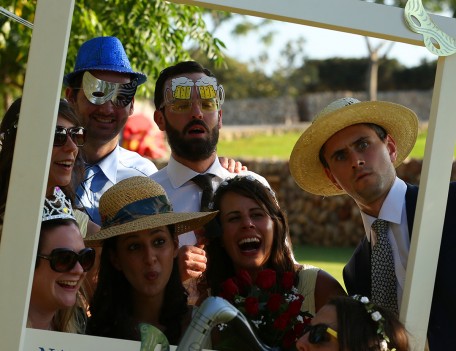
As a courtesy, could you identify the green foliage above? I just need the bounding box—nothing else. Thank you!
[0,0,225,112]
[192,50,279,99]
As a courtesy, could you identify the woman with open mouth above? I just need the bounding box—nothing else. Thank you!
[84,176,217,345]
[205,175,346,314]
[28,189,95,332]
[0,97,99,240]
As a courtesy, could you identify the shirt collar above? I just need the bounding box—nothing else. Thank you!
[166,155,231,188]
[95,145,119,184]
[361,177,407,238]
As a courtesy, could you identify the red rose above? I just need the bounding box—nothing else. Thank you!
[256,269,276,290]
[273,312,291,331]
[236,269,253,294]
[281,271,295,290]
[245,296,259,316]
[287,295,304,316]
[293,321,306,336]
[282,329,297,349]
[267,293,282,312]
[220,278,239,302]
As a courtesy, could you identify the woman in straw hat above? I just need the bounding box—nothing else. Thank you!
[84,176,217,344]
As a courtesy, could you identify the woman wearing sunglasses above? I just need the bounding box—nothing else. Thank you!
[296,295,409,351]
[29,189,95,332]
[0,97,99,239]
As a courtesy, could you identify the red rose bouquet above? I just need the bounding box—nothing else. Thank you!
[218,269,312,350]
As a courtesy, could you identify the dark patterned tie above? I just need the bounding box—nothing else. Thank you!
[371,219,398,313]
[191,174,215,212]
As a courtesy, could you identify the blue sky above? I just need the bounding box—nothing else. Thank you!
[214,16,437,75]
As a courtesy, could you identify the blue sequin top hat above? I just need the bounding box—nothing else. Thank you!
[64,36,147,86]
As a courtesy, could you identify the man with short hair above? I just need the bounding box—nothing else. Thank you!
[289,97,456,350]
[64,36,157,225]
[151,61,270,302]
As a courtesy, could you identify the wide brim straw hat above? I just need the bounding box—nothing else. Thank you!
[84,177,217,246]
[64,36,147,86]
[289,97,418,197]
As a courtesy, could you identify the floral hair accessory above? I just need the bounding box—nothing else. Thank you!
[42,187,75,222]
[352,295,396,351]
[218,269,312,350]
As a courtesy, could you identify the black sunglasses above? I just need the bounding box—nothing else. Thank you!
[54,126,86,147]
[37,247,95,272]
[303,323,338,344]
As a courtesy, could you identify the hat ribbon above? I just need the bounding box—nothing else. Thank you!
[101,195,172,228]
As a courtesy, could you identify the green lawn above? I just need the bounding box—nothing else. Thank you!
[217,129,455,160]
[293,245,354,291]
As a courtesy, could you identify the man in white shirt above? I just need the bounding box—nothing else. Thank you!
[289,97,456,350]
[151,61,269,301]
[64,36,157,224]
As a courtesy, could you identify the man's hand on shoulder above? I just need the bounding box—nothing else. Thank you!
[219,157,248,173]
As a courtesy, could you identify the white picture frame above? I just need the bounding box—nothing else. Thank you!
[1,1,455,350]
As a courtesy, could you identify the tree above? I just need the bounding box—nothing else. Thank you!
[191,49,278,99]
[361,0,454,100]
[0,0,225,114]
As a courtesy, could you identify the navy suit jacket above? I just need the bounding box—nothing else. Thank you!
[343,182,456,350]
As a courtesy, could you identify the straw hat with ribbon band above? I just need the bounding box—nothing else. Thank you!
[84,177,218,246]
[289,97,419,197]
[64,36,147,86]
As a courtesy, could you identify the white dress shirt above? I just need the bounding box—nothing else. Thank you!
[77,145,158,225]
[360,177,410,308]
[150,155,269,246]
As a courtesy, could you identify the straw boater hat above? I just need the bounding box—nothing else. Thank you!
[289,97,419,197]
[84,177,217,246]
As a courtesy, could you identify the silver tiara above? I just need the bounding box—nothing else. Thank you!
[42,187,75,222]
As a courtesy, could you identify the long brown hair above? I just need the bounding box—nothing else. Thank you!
[205,176,296,296]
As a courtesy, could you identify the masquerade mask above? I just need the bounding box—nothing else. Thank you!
[161,76,225,113]
[54,126,86,147]
[302,323,338,344]
[82,71,138,107]
[37,247,95,272]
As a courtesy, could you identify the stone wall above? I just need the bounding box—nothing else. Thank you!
[222,90,433,125]
[240,158,456,248]
[155,158,456,248]
[151,89,442,248]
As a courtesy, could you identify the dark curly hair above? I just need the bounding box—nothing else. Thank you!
[86,225,189,344]
[204,176,296,296]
